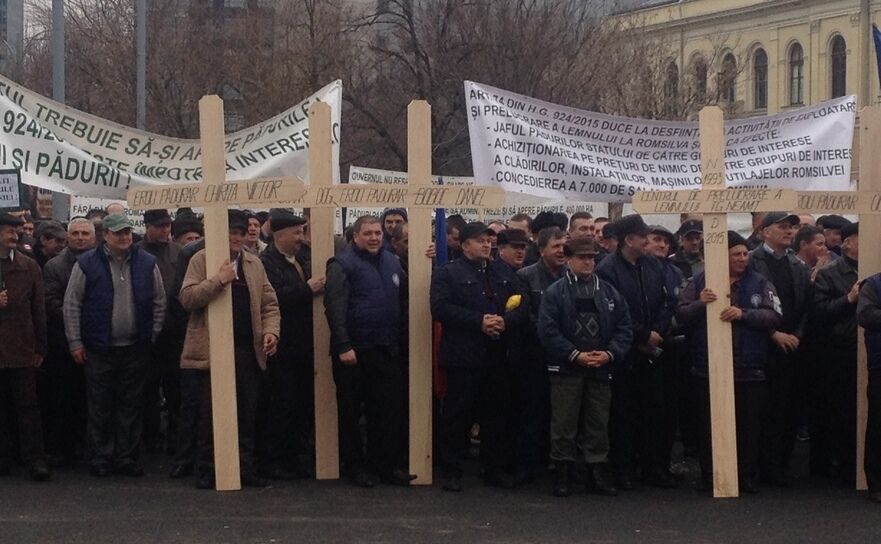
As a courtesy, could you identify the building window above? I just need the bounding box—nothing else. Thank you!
[789,43,804,105]
[831,35,847,98]
[664,61,679,115]
[692,56,708,103]
[719,53,736,103]
[753,48,768,109]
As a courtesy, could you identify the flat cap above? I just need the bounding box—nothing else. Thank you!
[564,237,600,257]
[649,224,674,243]
[269,210,307,232]
[36,220,67,240]
[496,229,529,247]
[677,219,703,236]
[0,212,24,228]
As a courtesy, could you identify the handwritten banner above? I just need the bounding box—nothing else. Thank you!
[631,188,798,214]
[127,177,307,209]
[466,81,856,202]
[347,166,608,223]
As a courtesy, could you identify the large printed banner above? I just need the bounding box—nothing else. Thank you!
[0,75,342,200]
[466,81,856,202]
[347,166,607,225]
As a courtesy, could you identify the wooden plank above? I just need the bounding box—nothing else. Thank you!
[309,101,340,480]
[198,96,241,492]
[127,177,307,210]
[630,188,797,215]
[856,106,881,491]
[700,107,739,498]
[794,191,861,215]
[297,183,504,209]
[407,101,433,485]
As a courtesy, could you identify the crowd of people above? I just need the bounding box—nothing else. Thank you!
[0,202,879,503]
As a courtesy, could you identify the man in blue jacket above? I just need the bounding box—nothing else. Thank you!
[325,215,412,488]
[596,214,675,489]
[431,222,528,492]
[63,213,166,477]
[539,238,632,497]
[677,231,781,493]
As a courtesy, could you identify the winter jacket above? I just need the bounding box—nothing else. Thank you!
[538,270,632,379]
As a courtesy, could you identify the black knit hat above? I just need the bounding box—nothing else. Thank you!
[728,230,748,248]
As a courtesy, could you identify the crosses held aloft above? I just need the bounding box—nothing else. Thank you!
[305,101,505,484]
[632,106,797,498]
[126,97,309,491]
[788,105,881,491]
[127,95,504,490]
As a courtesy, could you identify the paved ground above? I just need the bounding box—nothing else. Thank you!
[1,451,879,544]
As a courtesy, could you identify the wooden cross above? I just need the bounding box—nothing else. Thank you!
[126,97,308,491]
[631,106,798,498]
[127,97,500,489]
[789,105,881,491]
[304,101,505,484]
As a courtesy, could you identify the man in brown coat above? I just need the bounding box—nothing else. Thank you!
[179,209,280,489]
[0,212,50,481]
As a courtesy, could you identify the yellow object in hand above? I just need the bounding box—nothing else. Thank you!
[505,294,522,312]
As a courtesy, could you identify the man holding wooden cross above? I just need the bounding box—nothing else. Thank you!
[178,209,280,489]
[678,230,782,493]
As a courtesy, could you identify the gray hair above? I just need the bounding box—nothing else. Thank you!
[68,217,96,234]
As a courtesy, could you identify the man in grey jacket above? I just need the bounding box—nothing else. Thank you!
[63,213,165,477]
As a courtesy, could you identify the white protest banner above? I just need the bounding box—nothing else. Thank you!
[0,74,342,200]
[0,169,21,209]
[347,166,607,225]
[466,81,856,203]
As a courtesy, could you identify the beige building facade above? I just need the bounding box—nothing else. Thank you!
[630,0,881,114]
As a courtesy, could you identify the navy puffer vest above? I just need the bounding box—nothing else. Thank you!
[77,245,156,350]
[334,246,403,348]
[689,269,771,371]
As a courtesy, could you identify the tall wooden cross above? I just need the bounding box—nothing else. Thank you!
[128,98,501,490]
[631,106,797,498]
[126,97,307,491]
[790,105,881,491]
[304,101,505,484]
